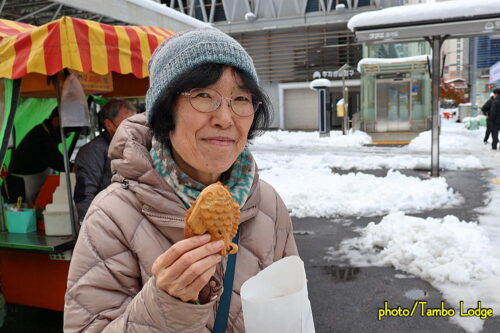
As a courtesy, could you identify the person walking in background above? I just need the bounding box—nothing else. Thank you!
[73,99,136,222]
[489,88,500,150]
[481,92,496,144]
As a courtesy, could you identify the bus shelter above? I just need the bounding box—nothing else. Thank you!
[0,16,175,311]
[348,0,500,176]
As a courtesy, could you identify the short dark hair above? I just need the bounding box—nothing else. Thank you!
[98,99,137,132]
[148,63,272,148]
[493,88,500,95]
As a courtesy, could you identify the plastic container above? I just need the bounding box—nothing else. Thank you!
[43,204,72,236]
[5,209,36,233]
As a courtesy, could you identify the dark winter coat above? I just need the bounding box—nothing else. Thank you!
[489,95,500,127]
[481,97,494,124]
[10,120,65,175]
[73,132,112,221]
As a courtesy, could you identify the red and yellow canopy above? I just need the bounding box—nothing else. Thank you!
[0,16,174,80]
[0,19,35,42]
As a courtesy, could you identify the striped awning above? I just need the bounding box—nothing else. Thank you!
[0,19,35,42]
[0,16,174,79]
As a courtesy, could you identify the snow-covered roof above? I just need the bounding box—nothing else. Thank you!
[445,78,466,83]
[348,0,500,31]
[309,78,331,90]
[127,0,208,28]
[55,0,209,31]
[357,55,429,72]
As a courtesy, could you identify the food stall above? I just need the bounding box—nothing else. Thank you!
[0,16,173,311]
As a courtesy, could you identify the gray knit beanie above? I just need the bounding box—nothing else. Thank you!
[146,28,259,123]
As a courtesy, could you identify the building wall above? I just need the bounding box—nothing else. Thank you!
[259,81,280,128]
[477,36,500,69]
[442,38,468,81]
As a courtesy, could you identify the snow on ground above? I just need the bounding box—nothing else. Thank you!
[327,212,500,333]
[249,118,480,218]
[251,116,499,332]
[254,152,482,171]
[259,168,461,217]
[251,129,372,149]
[408,118,484,152]
[328,212,498,284]
[316,118,500,333]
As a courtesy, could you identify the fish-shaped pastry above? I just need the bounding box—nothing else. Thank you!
[184,182,240,255]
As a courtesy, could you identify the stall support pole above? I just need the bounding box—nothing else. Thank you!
[430,36,443,177]
[54,75,77,239]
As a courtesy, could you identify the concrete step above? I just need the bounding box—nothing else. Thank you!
[366,131,419,145]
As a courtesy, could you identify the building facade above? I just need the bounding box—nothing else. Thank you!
[478,36,500,105]
[155,0,382,130]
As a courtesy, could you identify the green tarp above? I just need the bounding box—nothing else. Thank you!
[0,79,77,183]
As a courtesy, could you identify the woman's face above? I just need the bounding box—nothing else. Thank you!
[169,67,255,185]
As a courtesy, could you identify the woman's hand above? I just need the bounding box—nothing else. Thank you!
[152,234,223,303]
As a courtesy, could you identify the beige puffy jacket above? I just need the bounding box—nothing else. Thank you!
[64,114,298,332]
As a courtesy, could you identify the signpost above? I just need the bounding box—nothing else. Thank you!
[310,78,331,137]
[312,64,354,135]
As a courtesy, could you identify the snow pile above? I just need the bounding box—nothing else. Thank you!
[253,152,482,171]
[408,118,484,152]
[329,211,500,332]
[330,212,499,284]
[259,169,461,217]
[251,130,372,149]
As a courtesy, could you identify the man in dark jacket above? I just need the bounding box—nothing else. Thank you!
[481,92,497,143]
[489,88,500,150]
[5,107,67,205]
[73,100,136,221]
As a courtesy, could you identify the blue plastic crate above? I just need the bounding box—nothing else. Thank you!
[6,209,36,233]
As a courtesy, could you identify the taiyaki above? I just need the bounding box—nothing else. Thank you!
[184,182,240,255]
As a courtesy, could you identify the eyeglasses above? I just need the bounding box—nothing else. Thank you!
[180,88,261,117]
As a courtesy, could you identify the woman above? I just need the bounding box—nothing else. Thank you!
[64,28,298,332]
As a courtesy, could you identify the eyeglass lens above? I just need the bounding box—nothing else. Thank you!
[188,88,258,116]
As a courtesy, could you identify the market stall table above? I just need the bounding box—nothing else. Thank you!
[0,231,75,311]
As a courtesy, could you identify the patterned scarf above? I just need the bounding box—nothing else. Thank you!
[150,137,255,208]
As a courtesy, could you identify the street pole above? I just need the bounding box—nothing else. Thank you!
[342,69,349,135]
[431,36,442,177]
[469,37,478,112]
[339,63,350,135]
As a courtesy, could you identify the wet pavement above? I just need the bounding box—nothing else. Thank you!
[296,168,500,332]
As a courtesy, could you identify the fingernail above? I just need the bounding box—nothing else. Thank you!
[199,234,211,242]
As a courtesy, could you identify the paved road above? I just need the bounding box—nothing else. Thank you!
[295,168,500,332]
